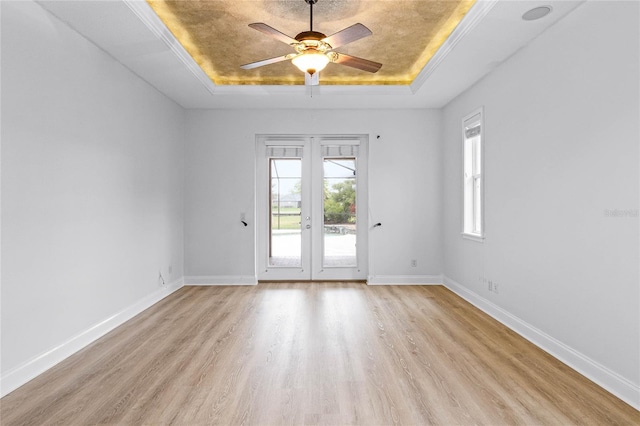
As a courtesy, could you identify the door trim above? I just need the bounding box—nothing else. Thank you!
[255,134,368,281]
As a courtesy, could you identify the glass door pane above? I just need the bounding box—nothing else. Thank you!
[257,135,367,282]
[269,158,302,267]
[322,158,357,267]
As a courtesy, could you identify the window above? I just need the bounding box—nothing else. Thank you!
[463,108,484,240]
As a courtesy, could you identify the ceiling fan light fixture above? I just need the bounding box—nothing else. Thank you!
[291,50,330,75]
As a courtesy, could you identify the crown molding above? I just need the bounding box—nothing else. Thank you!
[410,0,499,94]
[123,0,217,95]
[122,0,479,98]
[210,83,414,96]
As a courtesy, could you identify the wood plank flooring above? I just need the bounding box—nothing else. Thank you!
[1,283,638,425]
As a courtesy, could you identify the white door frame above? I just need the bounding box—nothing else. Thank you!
[256,134,368,281]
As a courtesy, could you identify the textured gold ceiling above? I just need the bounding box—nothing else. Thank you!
[147,0,476,85]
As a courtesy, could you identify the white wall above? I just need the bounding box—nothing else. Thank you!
[1,0,185,383]
[2,0,638,409]
[442,0,639,400]
[184,109,442,283]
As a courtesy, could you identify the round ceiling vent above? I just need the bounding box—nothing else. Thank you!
[522,6,553,21]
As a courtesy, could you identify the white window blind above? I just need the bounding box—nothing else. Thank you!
[464,113,481,136]
[322,145,359,158]
[266,146,303,158]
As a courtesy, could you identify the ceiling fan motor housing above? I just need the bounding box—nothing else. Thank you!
[294,32,332,53]
[295,31,326,42]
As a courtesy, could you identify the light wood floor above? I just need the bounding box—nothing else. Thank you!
[1,283,637,425]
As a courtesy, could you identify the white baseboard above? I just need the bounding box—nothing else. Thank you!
[4,274,637,410]
[184,275,257,286]
[443,275,640,410]
[0,278,184,398]
[367,274,443,285]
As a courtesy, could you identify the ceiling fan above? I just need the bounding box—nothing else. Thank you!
[240,0,382,85]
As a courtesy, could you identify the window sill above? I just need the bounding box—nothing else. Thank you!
[462,233,485,243]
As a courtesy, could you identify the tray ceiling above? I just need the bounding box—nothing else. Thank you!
[35,0,586,108]
[146,0,476,86]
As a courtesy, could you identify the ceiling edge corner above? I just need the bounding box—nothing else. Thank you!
[122,0,216,95]
[409,0,500,95]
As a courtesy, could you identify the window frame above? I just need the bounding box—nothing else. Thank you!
[461,107,485,242]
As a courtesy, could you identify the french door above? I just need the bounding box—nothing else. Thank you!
[256,135,368,281]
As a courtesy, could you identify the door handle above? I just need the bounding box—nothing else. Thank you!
[306,224,311,229]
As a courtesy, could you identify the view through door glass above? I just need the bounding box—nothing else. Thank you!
[270,158,302,267]
[323,157,357,267]
[257,136,367,281]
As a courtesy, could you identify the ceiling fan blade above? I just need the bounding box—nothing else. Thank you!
[322,23,372,49]
[240,54,296,70]
[248,23,298,45]
[305,72,319,86]
[334,54,382,73]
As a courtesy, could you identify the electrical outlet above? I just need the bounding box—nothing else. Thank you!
[488,280,493,292]
[493,282,499,294]
[411,259,417,267]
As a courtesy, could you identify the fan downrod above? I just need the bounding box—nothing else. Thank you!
[304,0,319,31]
